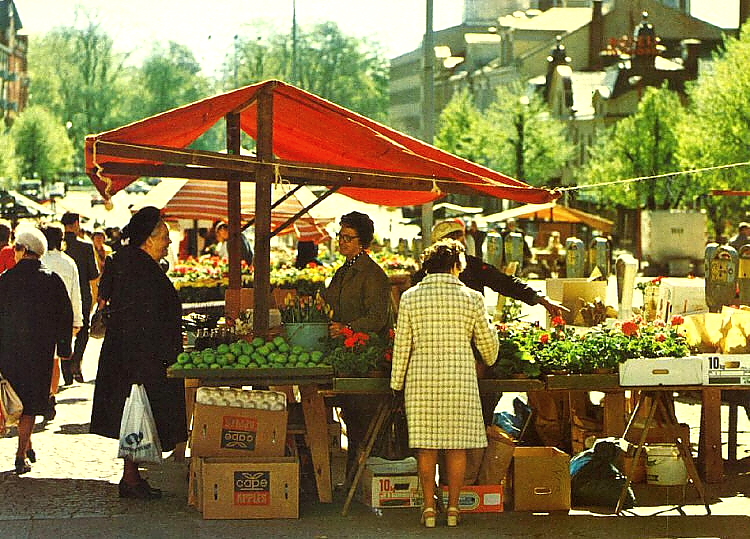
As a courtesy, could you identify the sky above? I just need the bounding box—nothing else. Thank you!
[16,0,740,76]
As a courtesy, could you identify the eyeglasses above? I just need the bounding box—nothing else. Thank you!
[337,232,359,243]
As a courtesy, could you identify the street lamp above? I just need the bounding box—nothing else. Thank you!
[515,96,530,180]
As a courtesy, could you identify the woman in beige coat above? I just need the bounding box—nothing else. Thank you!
[391,239,498,528]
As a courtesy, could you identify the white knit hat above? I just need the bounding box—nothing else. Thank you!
[14,226,47,257]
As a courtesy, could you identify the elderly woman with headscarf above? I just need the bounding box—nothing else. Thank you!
[0,226,73,474]
[90,206,187,499]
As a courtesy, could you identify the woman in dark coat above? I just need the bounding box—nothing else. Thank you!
[323,211,394,475]
[0,226,73,475]
[90,206,187,499]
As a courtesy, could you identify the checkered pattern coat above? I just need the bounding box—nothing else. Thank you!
[390,273,499,449]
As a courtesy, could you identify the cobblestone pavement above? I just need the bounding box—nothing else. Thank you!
[2,299,750,537]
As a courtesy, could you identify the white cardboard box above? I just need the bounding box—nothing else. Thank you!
[357,469,423,508]
[657,278,708,322]
[700,353,750,385]
[619,356,704,386]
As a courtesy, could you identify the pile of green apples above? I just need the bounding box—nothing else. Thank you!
[169,335,328,370]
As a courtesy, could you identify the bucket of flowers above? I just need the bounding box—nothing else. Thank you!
[280,291,331,352]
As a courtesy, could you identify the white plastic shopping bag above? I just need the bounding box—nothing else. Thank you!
[118,384,163,464]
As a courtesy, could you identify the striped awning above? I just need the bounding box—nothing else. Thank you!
[133,179,332,243]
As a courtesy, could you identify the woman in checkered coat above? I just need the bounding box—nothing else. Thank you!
[391,240,498,527]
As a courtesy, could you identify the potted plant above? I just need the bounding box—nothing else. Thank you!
[328,328,391,377]
[490,324,542,379]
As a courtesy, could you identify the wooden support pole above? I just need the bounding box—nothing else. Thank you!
[253,84,275,333]
[226,112,242,292]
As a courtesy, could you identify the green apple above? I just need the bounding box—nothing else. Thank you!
[202,352,216,365]
[224,353,236,364]
[299,352,310,363]
[171,363,183,370]
[237,354,251,366]
[252,337,265,347]
[292,345,303,355]
[229,343,242,356]
[273,336,286,348]
[176,352,191,364]
[278,343,290,353]
[265,340,277,351]
[216,343,230,355]
[183,363,194,370]
[210,363,221,369]
[311,351,324,363]
[216,355,228,367]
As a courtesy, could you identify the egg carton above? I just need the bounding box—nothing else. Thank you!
[195,387,287,410]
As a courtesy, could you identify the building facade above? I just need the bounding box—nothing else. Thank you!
[0,0,27,127]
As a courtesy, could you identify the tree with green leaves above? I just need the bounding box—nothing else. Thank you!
[0,132,17,184]
[230,21,388,121]
[435,84,573,188]
[28,14,131,169]
[10,106,74,187]
[582,86,688,210]
[677,25,750,233]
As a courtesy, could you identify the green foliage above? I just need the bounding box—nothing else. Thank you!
[582,86,687,210]
[230,21,389,121]
[435,85,573,187]
[677,25,750,230]
[435,89,490,165]
[483,85,574,187]
[0,132,17,182]
[10,106,74,185]
[28,16,132,168]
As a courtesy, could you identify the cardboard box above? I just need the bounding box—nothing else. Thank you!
[658,278,708,321]
[702,353,750,385]
[188,456,203,509]
[546,278,608,326]
[440,484,504,513]
[357,469,423,508]
[200,456,299,519]
[191,403,288,458]
[619,357,703,386]
[512,447,571,512]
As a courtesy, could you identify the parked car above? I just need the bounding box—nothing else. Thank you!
[124,180,150,194]
[47,181,67,199]
[18,179,43,201]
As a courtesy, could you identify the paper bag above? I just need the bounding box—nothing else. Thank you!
[477,425,515,484]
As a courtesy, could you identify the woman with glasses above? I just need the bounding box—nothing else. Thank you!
[323,211,394,474]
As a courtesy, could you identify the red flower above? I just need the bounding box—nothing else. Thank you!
[671,315,684,326]
[622,321,640,337]
[551,316,566,328]
[388,328,396,340]
[655,333,667,342]
[341,326,354,338]
[539,333,550,344]
[384,350,392,362]
[344,336,358,348]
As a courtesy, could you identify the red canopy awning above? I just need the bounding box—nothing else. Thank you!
[85,80,558,207]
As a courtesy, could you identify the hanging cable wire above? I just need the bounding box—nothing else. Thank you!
[558,160,750,191]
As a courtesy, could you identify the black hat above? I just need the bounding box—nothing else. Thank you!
[61,212,80,226]
[122,206,162,247]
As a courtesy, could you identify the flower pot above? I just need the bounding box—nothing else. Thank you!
[367,369,389,378]
[284,322,329,352]
[593,367,614,374]
[510,373,530,379]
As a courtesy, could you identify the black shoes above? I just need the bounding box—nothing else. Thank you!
[26,449,36,463]
[73,373,84,383]
[15,456,31,475]
[118,479,162,500]
[44,396,56,421]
